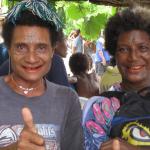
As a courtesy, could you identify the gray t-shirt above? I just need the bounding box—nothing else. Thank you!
[0,77,83,150]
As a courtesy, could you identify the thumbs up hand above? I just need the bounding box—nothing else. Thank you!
[22,107,37,133]
[17,107,45,150]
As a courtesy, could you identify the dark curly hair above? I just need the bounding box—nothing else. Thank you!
[2,10,59,49]
[105,6,150,57]
[69,53,89,75]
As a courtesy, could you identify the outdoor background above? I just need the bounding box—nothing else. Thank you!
[0,0,116,40]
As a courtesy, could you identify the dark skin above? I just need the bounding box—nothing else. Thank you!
[100,30,150,150]
[0,25,54,149]
[116,30,150,92]
[17,108,45,150]
[75,72,100,98]
[101,138,150,150]
[0,108,45,150]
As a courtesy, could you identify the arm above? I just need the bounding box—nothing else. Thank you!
[98,50,106,65]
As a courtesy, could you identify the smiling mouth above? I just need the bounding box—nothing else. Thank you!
[23,65,42,72]
[127,65,144,73]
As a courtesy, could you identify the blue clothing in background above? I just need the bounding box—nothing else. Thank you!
[0,43,9,66]
[46,54,70,87]
[95,40,110,63]
[95,40,103,62]
[103,49,110,63]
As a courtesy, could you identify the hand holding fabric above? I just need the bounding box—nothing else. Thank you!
[100,138,140,150]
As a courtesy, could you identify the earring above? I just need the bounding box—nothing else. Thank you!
[8,56,11,75]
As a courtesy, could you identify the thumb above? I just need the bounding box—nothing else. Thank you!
[22,107,37,133]
[112,139,120,150]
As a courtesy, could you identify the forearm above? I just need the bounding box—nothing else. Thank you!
[0,143,17,150]
[98,51,106,65]
[72,47,76,53]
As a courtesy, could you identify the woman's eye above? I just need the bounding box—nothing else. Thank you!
[37,45,47,53]
[139,45,149,52]
[117,47,129,53]
[14,44,27,54]
[17,45,25,50]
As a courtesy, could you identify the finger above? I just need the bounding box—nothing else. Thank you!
[101,140,114,150]
[19,131,45,147]
[112,139,120,150]
[18,139,45,150]
[22,107,36,133]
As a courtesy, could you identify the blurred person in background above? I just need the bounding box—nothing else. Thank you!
[72,29,83,54]
[95,33,110,76]
[69,53,100,99]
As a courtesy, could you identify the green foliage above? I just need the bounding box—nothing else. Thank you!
[56,1,116,40]
[82,13,108,39]
[65,3,88,20]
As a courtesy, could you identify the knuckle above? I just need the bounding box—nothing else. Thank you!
[20,130,29,139]
[17,140,24,149]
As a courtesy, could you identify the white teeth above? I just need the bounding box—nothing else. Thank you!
[26,67,37,69]
[129,66,142,70]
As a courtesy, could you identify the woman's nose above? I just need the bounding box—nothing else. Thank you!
[25,50,38,63]
[128,47,139,61]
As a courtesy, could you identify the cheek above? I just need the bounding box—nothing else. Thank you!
[42,54,53,69]
[115,56,127,73]
[115,53,127,65]
[43,60,52,75]
[10,55,21,66]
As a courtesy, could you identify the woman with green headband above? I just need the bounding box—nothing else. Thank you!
[0,0,84,150]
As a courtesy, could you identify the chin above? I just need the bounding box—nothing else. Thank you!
[23,75,43,82]
[127,76,144,83]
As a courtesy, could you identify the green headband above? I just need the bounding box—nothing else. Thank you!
[6,0,63,31]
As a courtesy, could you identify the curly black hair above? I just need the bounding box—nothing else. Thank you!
[69,53,89,75]
[2,10,59,49]
[105,6,150,57]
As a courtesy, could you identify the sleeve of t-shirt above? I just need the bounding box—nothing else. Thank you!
[61,89,84,150]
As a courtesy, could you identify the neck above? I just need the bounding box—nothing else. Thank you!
[10,74,45,96]
[121,80,150,93]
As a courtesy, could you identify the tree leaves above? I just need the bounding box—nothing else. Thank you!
[57,1,116,40]
[82,13,108,40]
